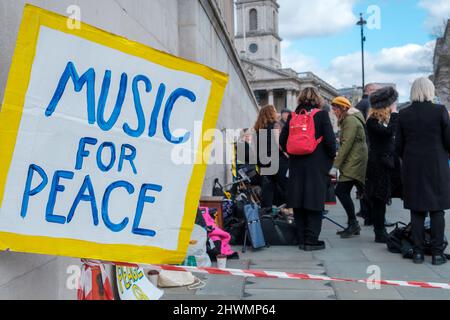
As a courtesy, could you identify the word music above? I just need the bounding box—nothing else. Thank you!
[18,61,200,237]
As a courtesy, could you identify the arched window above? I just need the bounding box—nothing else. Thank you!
[249,9,257,31]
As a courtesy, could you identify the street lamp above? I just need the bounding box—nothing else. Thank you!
[356,13,367,89]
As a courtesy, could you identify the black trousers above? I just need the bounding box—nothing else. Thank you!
[261,174,282,209]
[411,210,446,255]
[293,208,323,245]
[335,180,361,224]
[371,198,386,234]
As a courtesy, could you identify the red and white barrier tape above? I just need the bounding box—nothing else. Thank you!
[134,264,450,291]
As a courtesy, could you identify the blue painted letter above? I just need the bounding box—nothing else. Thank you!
[162,88,196,144]
[45,61,96,124]
[148,83,166,137]
[67,175,99,225]
[46,170,74,224]
[97,71,128,131]
[132,184,162,237]
[75,137,98,170]
[102,181,134,232]
[21,164,48,218]
[118,144,137,175]
[96,142,116,172]
[123,75,151,137]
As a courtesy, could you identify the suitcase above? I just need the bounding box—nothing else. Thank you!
[261,215,299,246]
[243,204,266,251]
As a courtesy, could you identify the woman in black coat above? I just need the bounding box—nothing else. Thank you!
[280,87,336,251]
[396,77,450,265]
[365,87,400,243]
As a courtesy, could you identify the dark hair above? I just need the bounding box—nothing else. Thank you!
[281,109,291,115]
[296,87,325,110]
[370,86,398,109]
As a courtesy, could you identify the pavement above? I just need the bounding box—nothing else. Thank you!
[159,198,450,300]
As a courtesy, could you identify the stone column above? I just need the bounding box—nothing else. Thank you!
[286,90,293,110]
[268,90,274,105]
[291,90,298,109]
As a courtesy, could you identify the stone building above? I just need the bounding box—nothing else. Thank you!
[433,19,450,109]
[235,0,339,111]
[0,0,257,299]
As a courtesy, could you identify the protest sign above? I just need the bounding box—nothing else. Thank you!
[116,266,163,300]
[0,5,228,264]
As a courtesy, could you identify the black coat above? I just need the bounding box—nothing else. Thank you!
[365,113,399,203]
[396,102,450,211]
[280,105,337,211]
[355,95,371,119]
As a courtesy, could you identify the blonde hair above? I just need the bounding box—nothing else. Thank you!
[410,77,435,102]
[368,107,391,124]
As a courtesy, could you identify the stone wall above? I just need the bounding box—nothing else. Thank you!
[0,0,258,299]
[434,21,450,109]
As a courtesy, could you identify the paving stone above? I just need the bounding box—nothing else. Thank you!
[245,277,331,291]
[325,261,441,280]
[313,248,369,262]
[243,289,336,300]
[196,274,244,298]
[362,248,409,262]
[333,282,404,300]
[394,281,450,300]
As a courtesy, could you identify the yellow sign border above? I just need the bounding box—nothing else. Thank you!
[0,4,228,265]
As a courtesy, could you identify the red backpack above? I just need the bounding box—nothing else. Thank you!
[287,109,323,155]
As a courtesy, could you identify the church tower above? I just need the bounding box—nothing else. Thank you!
[235,0,282,69]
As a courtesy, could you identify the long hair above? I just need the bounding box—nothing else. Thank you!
[368,106,391,124]
[296,87,325,111]
[254,105,278,131]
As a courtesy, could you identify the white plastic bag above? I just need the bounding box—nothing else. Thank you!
[185,224,211,267]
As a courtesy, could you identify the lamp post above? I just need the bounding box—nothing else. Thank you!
[356,13,367,89]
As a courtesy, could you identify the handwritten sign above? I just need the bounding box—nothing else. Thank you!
[0,5,227,264]
[116,266,163,300]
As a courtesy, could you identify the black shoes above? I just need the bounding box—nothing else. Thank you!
[432,255,447,266]
[303,241,326,251]
[340,222,361,239]
[413,252,425,264]
[374,229,388,244]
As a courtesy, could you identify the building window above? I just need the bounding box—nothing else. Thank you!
[249,43,258,53]
[249,9,257,31]
[275,44,278,54]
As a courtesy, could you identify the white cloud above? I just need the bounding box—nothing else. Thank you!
[419,0,450,34]
[278,0,357,39]
[282,41,436,102]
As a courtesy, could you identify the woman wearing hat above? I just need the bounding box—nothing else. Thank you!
[397,77,450,265]
[365,87,400,243]
[332,96,368,238]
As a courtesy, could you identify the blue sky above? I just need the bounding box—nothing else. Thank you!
[278,0,450,101]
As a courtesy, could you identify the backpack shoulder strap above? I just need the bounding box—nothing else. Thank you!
[310,108,322,117]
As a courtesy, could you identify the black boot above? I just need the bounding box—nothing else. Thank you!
[304,240,326,251]
[340,221,361,239]
[413,252,425,264]
[374,229,388,243]
[432,254,447,266]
